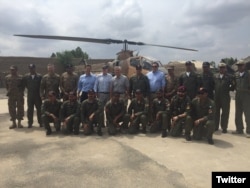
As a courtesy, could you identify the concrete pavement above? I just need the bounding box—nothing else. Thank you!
[0,96,250,188]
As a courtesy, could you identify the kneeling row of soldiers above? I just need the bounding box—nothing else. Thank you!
[42,85,215,145]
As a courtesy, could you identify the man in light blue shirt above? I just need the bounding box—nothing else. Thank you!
[146,62,166,122]
[77,65,96,102]
[94,65,113,127]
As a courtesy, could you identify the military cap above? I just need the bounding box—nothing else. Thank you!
[197,87,208,94]
[88,89,95,94]
[218,63,226,68]
[202,62,210,67]
[236,60,245,66]
[135,64,142,70]
[185,61,192,66]
[28,64,36,68]
[10,65,17,70]
[167,65,174,70]
[177,86,186,93]
[102,65,109,69]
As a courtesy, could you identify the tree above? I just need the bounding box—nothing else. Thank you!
[52,47,89,68]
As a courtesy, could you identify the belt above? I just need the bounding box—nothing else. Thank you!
[98,92,110,94]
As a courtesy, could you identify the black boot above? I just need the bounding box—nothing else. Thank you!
[208,138,214,145]
[161,130,167,138]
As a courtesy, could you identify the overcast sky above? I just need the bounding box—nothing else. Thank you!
[0,0,250,64]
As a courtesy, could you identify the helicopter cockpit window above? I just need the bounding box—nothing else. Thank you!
[142,61,152,71]
[130,58,140,67]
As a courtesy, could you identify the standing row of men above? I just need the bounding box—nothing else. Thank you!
[5,60,250,143]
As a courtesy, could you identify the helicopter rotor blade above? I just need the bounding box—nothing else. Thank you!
[14,34,198,51]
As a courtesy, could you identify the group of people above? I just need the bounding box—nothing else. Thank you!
[4,59,250,145]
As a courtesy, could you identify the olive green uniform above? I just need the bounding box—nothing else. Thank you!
[60,72,78,101]
[190,98,215,140]
[81,99,102,135]
[165,75,178,101]
[5,74,25,122]
[105,99,130,135]
[169,95,191,137]
[24,73,42,127]
[235,70,250,134]
[41,99,62,133]
[179,72,201,99]
[40,73,61,99]
[60,100,80,134]
[127,98,149,134]
[214,73,235,131]
[150,98,170,133]
[129,74,150,98]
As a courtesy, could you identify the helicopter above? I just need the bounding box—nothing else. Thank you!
[14,34,198,77]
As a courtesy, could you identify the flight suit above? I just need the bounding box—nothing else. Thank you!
[24,73,42,127]
[41,99,62,133]
[105,99,130,135]
[235,70,250,134]
[127,98,149,134]
[5,74,25,122]
[60,100,80,134]
[150,97,170,133]
[201,71,215,99]
[60,72,78,101]
[81,98,102,135]
[190,98,215,140]
[40,73,61,99]
[214,73,235,131]
[169,95,191,137]
[129,74,150,98]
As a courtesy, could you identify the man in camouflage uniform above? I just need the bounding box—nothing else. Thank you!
[179,61,201,100]
[129,65,150,99]
[5,65,25,129]
[214,62,235,133]
[169,86,192,141]
[105,92,130,135]
[189,87,215,145]
[80,89,102,136]
[24,64,42,128]
[165,65,178,101]
[41,91,62,135]
[233,60,250,138]
[60,91,80,135]
[60,64,78,101]
[40,64,60,100]
[127,89,149,134]
[150,89,170,137]
[200,62,215,100]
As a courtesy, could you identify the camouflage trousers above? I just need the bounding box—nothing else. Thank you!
[8,94,24,121]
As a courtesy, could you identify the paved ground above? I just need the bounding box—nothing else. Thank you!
[0,89,250,188]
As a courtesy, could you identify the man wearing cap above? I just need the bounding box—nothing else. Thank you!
[165,65,178,101]
[179,61,201,100]
[60,64,78,101]
[129,65,150,99]
[105,92,130,135]
[169,86,192,140]
[189,87,215,145]
[24,64,43,128]
[60,91,80,135]
[127,89,149,134]
[5,65,25,129]
[233,60,250,137]
[40,64,61,100]
[200,62,215,100]
[94,64,113,127]
[214,62,235,133]
[77,64,96,103]
[80,89,102,136]
[41,91,62,135]
[150,89,170,137]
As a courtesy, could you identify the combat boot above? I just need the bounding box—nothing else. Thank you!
[17,120,23,128]
[97,130,103,136]
[9,120,17,129]
[185,135,192,141]
[161,129,167,138]
[208,138,214,145]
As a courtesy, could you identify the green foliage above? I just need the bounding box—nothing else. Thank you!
[220,57,238,67]
[52,47,89,67]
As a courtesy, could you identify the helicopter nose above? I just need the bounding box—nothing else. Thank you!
[158,67,168,75]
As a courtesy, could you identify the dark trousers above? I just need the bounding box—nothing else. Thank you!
[42,114,61,132]
[80,92,88,103]
[27,96,42,126]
